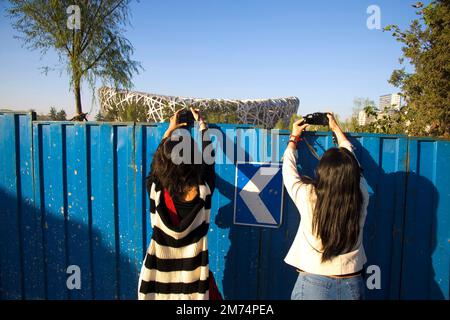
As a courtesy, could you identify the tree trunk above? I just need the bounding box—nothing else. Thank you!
[74,78,82,116]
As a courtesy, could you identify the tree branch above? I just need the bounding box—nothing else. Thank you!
[79,0,104,54]
[82,36,116,74]
[80,0,126,54]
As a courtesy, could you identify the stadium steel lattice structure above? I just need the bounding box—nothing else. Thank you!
[98,87,299,128]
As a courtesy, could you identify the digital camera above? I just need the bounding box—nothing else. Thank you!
[177,108,195,127]
[303,112,329,126]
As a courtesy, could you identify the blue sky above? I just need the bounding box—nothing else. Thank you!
[0,0,423,120]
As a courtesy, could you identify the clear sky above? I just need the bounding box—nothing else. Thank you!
[0,0,424,120]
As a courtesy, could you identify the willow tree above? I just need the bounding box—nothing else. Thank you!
[8,0,141,120]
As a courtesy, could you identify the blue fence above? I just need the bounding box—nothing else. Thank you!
[0,111,449,300]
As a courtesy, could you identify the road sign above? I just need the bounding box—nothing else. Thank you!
[234,162,284,228]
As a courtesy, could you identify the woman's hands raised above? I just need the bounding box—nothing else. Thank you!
[326,111,348,146]
[190,107,207,131]
[291,119,309,138]
[163,109,187,139]
[326,112,340,132]
[163,107,208,139]
[190,107,201,121]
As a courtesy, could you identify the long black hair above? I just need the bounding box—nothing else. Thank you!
[147,135,204,199]
[310,147,363,262]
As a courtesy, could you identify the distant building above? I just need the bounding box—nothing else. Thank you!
[379,93,403,111]
[358,109,378,126]
[358,110,368,126]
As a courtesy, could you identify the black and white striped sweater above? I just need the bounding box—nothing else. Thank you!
[138,180,212,300]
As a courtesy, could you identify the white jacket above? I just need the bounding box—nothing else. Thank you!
[282,140,369,275]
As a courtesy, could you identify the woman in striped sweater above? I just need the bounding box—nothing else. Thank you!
[138,108,221,300]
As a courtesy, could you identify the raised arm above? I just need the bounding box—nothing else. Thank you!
[282,119,309,205]
[327,112,353,152]
[162,109,188,139]
[190,107,216,193]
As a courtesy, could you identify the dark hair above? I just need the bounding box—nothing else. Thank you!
[147,135,203,199]
[310,147,363,262]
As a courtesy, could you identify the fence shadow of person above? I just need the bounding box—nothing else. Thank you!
[0,189,139,300]
[212,131,445,300]
[350,137,445,300]
[211,126,262,299]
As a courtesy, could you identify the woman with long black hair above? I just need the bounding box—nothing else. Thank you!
[282,113,369,300]
[138,108,221,300]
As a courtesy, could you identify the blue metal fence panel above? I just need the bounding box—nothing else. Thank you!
[18,113,45,299]
[401,139,450,299]
[31,122,46,299]
[216,128,262,299]
[0,112,449,300]
[116,125,138,299]
[40,123,68,299]
[0,113,24,299]
[89,124,118,299]
[353,135,408,299]
[208,125,233,297]
[65,124,92,299]
[258,131,298,300]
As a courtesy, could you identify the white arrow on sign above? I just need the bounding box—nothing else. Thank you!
[239,166,280,225]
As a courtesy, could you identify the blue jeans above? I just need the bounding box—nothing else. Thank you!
[291,272,365,300]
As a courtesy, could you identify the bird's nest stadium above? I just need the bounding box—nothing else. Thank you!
[99,87,299,128]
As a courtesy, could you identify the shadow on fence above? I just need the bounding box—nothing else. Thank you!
[0,188,138,300]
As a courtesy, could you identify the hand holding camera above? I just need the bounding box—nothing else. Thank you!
[177,108,195,127]
[326,112,340,132]
[290,112,343,149]
[188,107,207,130]
[291,119,309,138]
[291,112,335,138]
[163,109,187,138]
[302,112,340,132]
[303,112,329,126]
[164,107,207,139]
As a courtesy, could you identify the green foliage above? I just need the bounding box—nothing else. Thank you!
[48,107,67,120]
[363,105,378,118]
[273,119,287,130]
[352,97,376,116]
[95,110,105,121]
[7,0,142,116]
[199,104,238,124]
[384,0,450,137]
[49,107,57,120]
[119,103,148,122]
[102,102,148,122]
[335,98,378,134]
[357,109,406,134]
[341,116,360,132]
[272,114,297,130]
